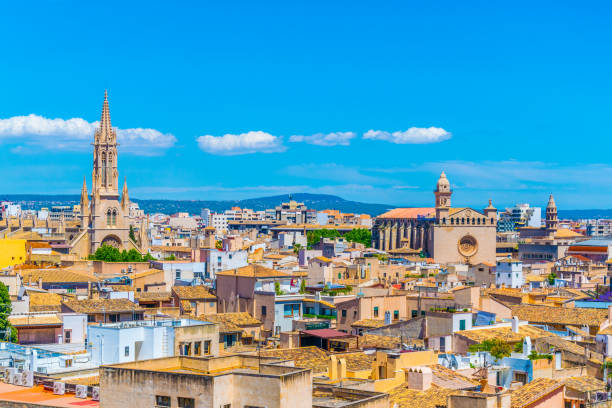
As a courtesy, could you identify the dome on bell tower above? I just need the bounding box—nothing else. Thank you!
[435,171,452,207]
[437,171,450,192]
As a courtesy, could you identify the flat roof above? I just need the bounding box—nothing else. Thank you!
[300,329,354,339]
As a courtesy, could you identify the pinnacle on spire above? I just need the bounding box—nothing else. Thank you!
[100,90,112,134]
[80,176,89,206]
[547,194,556,209]
[121,177,129,208]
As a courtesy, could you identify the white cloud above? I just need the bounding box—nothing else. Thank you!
[289,131,356,146]
[363,127,451,144]
[196,131,286,155]
[0,114,176,155]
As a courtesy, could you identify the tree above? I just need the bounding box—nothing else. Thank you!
[274,281,284,296]
[165,254,177,261]
[0,283,17,342]
[143,252,155,261]
[468,338,512,360]
[343,229,372,247]
[307,229,341,247]
[293,243,302,256]
[89,244,150,262]
[547,272,557,286]
[129,225,136,242]
[215,240,223,250]
[299,279,306,294]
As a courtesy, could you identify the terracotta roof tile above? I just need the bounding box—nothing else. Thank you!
[511,378,563,408]
[62,298,143,314]
[172,286,216,300]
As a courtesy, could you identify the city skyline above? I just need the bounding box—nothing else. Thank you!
[1,1,611,209]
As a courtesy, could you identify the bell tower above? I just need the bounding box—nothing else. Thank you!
[434,171,452,208]
[545,194,558,231]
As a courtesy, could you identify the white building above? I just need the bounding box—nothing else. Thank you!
[150,260,206,284]
[201,208,211,227]
[199,248,248,279]
[496,259,524,288]
[210,213,228,233]
[88,319,218,366]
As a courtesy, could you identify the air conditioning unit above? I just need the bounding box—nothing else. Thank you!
[53,381,65,395]
[22,370,33,387]
[12,370,23,386]
[75,384,88,399]
[91,386,100,401]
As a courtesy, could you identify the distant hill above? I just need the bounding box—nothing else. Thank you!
[0,193,396,217]
[3,193,611,219]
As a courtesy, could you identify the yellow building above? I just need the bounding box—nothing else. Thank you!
[0,239,27,269]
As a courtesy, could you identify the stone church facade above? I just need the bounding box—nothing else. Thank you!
[70,92,144,258]
[372,172,497,265]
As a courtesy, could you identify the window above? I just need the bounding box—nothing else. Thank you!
[222,404,231,408]
[412,310,418,318]
[176,269,182,279]
[393,310,399,320]
[261,306,267,315]
[178,398,195,408]
[155,396,171,407]
[203,340,211,355]
[181,343,191,356]
[112,209,117,225]
[284,304,299,317]
[64,330,71,344]
[341,310,347,317]
[87,315,95,323]
[373,306,379,318]
[124,346,130,357]
[109,313,120,323]
[194,341,201,356]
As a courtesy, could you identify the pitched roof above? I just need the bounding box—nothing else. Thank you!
[562,376,606,393]
[135,291,172,301]
[28,292,63,312]
[62,298,143,314]
[172,286,216,300]
[351,319,386,329]
[511,378,563,408]
[9,314,62,327]
[19,269,99,283]
[378,208,435,219]
[260,346,329,373]
[455,324,551,344]
[335,351,375,371]
[199,312,261,333]
[358,334,401,350]
[430,364,479,390]
[511,304,608,327]
[216,264,299,278]
[388,384,457,408]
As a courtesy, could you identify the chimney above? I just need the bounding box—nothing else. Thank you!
[511,316,519,333]
[479,378,488,392]
[338,358,347,379]
[406,367,432,391]
[329,355,338,380]
[38,277,43,289]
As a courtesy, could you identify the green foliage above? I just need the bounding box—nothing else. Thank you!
[215,240,223,250]
[299,279,306,294]
[129,225,136,242]
[307,228,373,248]
[320,285,352,296]
[89,245,151,263]
[547,272,557,286]
[303,313,335,320]
[307,229,341,247]
[468,339,512,360]
[0,283,17,342]
[528,351,553,361]
[164,254,177,261]
[343,229,372,247]
[293,243,302,256]
[274,281,284,296]
[514,340,524,353]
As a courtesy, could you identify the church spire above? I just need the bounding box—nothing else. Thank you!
[100,90,112,135]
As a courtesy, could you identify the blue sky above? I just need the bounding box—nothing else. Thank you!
[1,1,611,209]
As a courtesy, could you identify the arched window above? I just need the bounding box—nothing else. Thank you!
[101,152,107,186]
[451,218,454,225]
[442,217,446,224]
[112,209,117,225]
[461,218,465,224]
[477,218,480,225]
[472,218,475,225]
[106,209,112,226]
